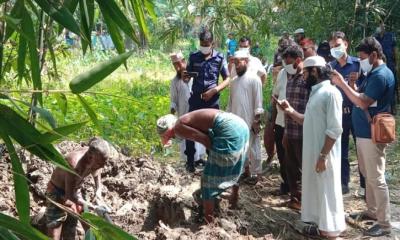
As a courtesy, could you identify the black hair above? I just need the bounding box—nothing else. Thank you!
[199,28,213,42]
[355,37,384,59]
[305,64,333,80]
[282,45,304,60]
[329,31,347,41]
[239,36,251,45]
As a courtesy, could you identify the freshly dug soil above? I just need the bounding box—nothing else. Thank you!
[0,141,399,239]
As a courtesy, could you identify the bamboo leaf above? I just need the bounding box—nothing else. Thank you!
[0,104,73,174]
[33,0,82,38]
[4,0,24,41]
[38,122,87,143]
[46,35,59,80]
[0,227,19,240]
[101,8,125,55]
[96,0,139,44]
[20,6,42,105]
[17,35,27,83]
[0,133,30,224]
[0,213,49,240]
[142,0,157,22]
[130,0,148,38]
[31,105,57,129]
[64,0,80,13]
[54,93,67,116]
[79,0,95,54]
[76,95,99,129]
[69,51,133,94]
[82,213,137,240]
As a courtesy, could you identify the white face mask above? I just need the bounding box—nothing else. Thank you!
[239,47,250,53]
[199,46,212,55]
[283,61,297,75]
[360,57,373,74]
[330,44,346,60]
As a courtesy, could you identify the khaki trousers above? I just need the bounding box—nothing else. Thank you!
[356,137,391,228]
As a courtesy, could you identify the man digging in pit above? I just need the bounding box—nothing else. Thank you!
[156,109,250,222]
[45,137,112,240]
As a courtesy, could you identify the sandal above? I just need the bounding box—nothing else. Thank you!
[303,224,321,238]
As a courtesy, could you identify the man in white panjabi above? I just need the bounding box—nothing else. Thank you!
[229,36,267,85]
[169,52,205,162]
[227,50,264,185]
[278,56,346,239]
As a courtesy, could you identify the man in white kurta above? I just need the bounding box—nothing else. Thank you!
[280,56,345,237]
[227,50,264,183]
[169,52,205,161]
[229,37,267,84]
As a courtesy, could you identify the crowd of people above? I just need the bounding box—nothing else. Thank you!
[157,25,396,239]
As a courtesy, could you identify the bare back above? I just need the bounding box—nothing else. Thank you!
[49,147,89,191]
[178,109,220,133]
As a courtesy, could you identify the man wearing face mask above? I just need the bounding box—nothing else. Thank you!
[277,56,345,239]
[183,28,230,173]
[328,31,365,195]
[227,50,264,185]
[331,37,395,237]
[230,37,267,85]
[281,45,309,210]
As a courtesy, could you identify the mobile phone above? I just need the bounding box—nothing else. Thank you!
[186,71,199,78]
[272,95,284,107]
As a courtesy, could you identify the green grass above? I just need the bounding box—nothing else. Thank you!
[3,40,277,157]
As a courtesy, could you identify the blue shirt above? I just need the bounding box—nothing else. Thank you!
[330,56,364,111]
[228,39,237,56]
[352,64,395,138]
[375,32,397,69]
[187,49,228,107]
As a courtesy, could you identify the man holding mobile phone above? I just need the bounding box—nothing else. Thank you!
[182,28,230,173]
[329,31,365,195]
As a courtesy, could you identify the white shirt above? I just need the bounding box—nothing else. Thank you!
[301,80,345,234]
[227,71,264,128]
[272,68,288,127]
[230,55,267,79]
[170,76,190,117]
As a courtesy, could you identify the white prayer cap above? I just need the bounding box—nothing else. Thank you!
[156,114,177,135]
[233,49,250,59]
[304,56,326,68]
[294,28,305,34]
[170,52,184,63]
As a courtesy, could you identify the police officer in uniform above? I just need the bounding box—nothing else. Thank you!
[183,28,230,172]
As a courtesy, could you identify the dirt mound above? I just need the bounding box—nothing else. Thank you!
[1,140,399,239]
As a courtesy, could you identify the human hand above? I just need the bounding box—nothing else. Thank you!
[315,155,327,173]
[330,70,345,87]
[251,120,261,134]
[201,88,218,102]
[349,72,359,83]
[182,71,190,82]
[279,100,294,114]
[94,205,112,216]
[64,200,83,214]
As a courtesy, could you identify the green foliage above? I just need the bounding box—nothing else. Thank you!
[69,51,134,94]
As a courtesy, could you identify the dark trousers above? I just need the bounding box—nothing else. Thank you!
[341,116,366,188]
[285,138,302,201]
[274,125,287,186]
[185,94,219,167]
